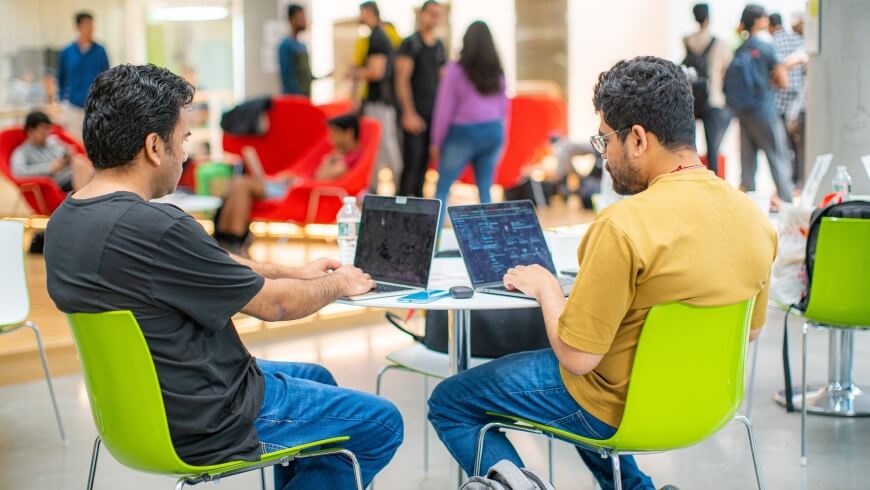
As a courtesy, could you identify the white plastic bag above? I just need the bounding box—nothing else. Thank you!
[770,203,812,305]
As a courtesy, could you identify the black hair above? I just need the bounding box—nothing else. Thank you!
[75,11,93,26]
[24,111,52,131]
[740,4,767,32]
[327,113,360,141]
[592,56,696,152]
[769,13,783,28]
[459,21,503,95]
[360,1,380,19]
[422,0,440,11]
[83,64,194,170]
[287,4,304,20]
[692,4,709,25]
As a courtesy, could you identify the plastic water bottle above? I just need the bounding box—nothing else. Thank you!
[337,196,361,265]
[832,166,853,201]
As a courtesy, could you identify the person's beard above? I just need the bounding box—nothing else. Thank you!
[604,147,647,195]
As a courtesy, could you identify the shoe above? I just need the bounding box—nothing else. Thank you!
[29,231,45,254]
[659,485,680,490]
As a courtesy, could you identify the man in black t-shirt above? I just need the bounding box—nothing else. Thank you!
[44,64,402,489]
[395,1,445,197]
[356,1,402,193]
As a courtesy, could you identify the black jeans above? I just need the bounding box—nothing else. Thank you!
[736,107,795,201]
[398,114,432,197]
[782,111,806,187]
[699,106,732,175]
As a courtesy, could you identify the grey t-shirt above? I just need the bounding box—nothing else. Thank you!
[10,136,72,188]
[45,191,265,465]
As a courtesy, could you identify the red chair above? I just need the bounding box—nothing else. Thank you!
[316,99,354,119]
[249,118,381,225]
[222,96,327,177]
[0,126,84,215]
[700,154,727,179]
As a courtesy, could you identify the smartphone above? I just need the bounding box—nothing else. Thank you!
[397,290,449,304]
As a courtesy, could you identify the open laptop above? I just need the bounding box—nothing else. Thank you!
[448,200,575,300]
[344,195,440,301]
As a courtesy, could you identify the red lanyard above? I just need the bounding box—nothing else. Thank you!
[669,164,706,174]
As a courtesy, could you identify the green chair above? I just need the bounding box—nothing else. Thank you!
[799,217,870,465]
[473,301,764,490]
[194,161,233,196]
[67,311,363,490]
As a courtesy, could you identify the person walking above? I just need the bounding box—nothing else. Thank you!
[431,21,508,222]
[769,12,808,187]
[278,4,313,96]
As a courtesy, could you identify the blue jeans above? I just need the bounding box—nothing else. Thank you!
[254,359,404,489]
[435,120,505,223]
[427,349,655,490]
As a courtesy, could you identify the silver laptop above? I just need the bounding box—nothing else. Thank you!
[343,195,441,301]
[448,200,574,300]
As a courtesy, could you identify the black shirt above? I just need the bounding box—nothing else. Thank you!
[45,192,265,466]
[365,24,394,104]
[397,32,445,118]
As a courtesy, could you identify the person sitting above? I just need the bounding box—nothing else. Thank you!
[11,110,92,191]
[44,64,398,490]
[426,57,777,489]
[214,113,363,252]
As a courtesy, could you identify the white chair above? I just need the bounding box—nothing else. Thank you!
[0,220,66,443]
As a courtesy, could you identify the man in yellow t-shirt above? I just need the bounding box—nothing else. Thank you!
[427,56,776,489]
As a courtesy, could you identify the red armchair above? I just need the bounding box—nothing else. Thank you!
[222,96,328,176]
[249,117,381,225]
[0,126,84,215]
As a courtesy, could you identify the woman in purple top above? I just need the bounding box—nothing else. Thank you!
[430,21,508,222]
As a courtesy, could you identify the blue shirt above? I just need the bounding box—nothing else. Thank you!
[743,35,782,112]
[56,41,110,108]
[278,36,312,96]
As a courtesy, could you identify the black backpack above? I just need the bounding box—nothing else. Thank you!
[683,37,716,118]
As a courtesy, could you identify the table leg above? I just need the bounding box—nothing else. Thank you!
[775,329,870,416]
[448,309,472,486]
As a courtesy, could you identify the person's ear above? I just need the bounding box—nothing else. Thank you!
[629,125,648,158]
[144,133,162,167]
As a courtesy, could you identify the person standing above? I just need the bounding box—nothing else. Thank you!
[395,1,446,197]
[724,4,794,202]
[56,11,110,142]
[356,1,402,193]
[683,3,732,176]
[278,4,313,97]
[769,12,808,187]
[431,21,508,221]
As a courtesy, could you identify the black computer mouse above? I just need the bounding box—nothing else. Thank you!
[449,286,474,299]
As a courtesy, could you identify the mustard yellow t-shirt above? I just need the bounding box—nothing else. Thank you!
[558,169,777,427]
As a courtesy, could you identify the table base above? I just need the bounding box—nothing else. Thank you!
[775,384,870,416]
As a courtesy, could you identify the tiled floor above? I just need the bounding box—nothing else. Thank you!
[2,308,869,489]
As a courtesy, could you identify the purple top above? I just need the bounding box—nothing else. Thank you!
[430,61,508,148]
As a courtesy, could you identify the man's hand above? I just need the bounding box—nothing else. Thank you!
[402,111,426,134]
[504,264,560,300]
[296,258,342,279]
[333,264,375,296]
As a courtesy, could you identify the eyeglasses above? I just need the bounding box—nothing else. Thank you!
[590,127,627,154]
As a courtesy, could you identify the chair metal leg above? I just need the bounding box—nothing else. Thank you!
[734,415,766,490]
[295,447,364,490]
[16,322,66,444]
[260,467,266,490]
[375,364,400,396]
[547,437,554,483]
[473,421,544,476]
[610,451,623,490]
[801,321,809,466]
[746,335,761,418]
[174,479,186,490]
[87,437,101,490]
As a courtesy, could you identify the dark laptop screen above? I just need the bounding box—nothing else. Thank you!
[449,201,556,286]
[354,196,440,287]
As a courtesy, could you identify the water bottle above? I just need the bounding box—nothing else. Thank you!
[832,166,853,201]
[337,196,361,265]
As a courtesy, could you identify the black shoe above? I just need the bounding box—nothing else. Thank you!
[659,485,680,490]
[29,231,45,254]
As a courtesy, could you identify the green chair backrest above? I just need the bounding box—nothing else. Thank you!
[194,162,233,196]
[610,300,755,451]
[67,311,203,475]
[804,217,870,326]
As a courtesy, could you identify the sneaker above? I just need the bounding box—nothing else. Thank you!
[659,485,680,490]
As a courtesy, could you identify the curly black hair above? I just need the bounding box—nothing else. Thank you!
[592,56,696,151]
[83,64,194,170]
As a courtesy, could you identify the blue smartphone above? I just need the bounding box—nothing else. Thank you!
[397,290,449,304]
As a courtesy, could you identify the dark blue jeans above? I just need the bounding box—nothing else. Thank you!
[435,120,505,223]
[428,349,655,490]
[254,359,403,489]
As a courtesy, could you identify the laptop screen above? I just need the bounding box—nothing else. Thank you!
[354,196,440,287]
[449,201,556,286]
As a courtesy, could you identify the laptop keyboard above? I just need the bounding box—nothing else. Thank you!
[487,277,574,294]
[375,283,412,293]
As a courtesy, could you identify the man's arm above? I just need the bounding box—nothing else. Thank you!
[358,54,387,81]
[771,64,788,89]
[395,53,424,134]
[230,253,342,280]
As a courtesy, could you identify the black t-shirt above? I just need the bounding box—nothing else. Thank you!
[398,32,445,118]
[45,192,265,466]
[365,24,394,103]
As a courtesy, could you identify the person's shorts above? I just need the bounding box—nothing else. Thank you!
[264,180,291,199]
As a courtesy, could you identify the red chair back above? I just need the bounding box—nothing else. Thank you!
[222,96,327,176]
[316,100,354,119]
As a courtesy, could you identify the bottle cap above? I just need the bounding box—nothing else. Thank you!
[343,196,357,204]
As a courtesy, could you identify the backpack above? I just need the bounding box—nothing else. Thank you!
[723,41,767,110]
[460,460,556,490]
[682,36,716,118]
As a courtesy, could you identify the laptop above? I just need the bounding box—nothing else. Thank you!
[448,200,575,300]
[344,195,441,301]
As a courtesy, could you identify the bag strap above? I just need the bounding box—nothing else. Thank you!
[521,468,556,490]
[487,460,537,490]
[385,311,423,343]
[702,36,717,56]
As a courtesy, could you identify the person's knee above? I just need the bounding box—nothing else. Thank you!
[427,375,460,425]
[361,395,404,454]
[304,363,337,386]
